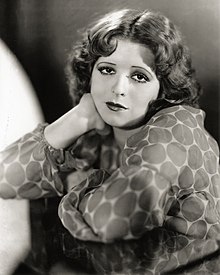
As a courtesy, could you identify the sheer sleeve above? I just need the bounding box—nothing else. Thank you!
[0,124,101,199]
[58,106,220,243]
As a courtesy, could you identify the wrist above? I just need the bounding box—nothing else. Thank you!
[76,104,97,131]
[44,106,93,149]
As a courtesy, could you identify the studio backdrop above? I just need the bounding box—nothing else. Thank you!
[0,0,219,144]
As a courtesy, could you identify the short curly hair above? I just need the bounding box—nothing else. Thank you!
[66,9,202,120]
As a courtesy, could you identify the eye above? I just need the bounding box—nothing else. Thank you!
[131,73,149,83]
[98,66,115,75]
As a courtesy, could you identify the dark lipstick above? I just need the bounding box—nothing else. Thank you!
[106,101,128,111]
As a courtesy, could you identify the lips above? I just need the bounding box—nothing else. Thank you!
[106,101,128,111]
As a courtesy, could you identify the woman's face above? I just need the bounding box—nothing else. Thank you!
[90,39,160,129]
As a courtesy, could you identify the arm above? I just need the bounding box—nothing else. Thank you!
[0,94,107,199]
[0,123,66,199]
[58,111,176,242]
[59,105,220,242]
[44,94,106,149]
[59,157,171,243]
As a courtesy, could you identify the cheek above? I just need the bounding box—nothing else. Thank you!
[90,72,96,95]
[91,84,102,102]
[90,76,105,110]
[152,79,160,94]
[135,85,159,104]
[147,83,160,102]
[90,73,102,96]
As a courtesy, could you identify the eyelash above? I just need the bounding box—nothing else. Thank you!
[97,66,150,83]
[98,66,115,75]
[131,73,149,83]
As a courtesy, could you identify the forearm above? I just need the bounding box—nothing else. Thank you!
[81,167,169,242]
[0,124,64,199]
[0,94,104,200]
[59,166,170,243]
[44,105,91,149]
[0,121,101,200]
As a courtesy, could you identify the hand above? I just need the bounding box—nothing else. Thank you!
[78,93,110,134]
[66,168,95,191]
[44,93,110,149]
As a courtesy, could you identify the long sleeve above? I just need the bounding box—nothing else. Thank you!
[59,165,170,242]
[0,124,101,199]
[58,105,220,243]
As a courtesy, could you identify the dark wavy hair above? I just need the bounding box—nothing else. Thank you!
[66,9,202,121]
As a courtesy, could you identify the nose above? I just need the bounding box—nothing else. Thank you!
[112,75,128,97]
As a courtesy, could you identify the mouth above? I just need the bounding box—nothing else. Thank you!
[106,101,128,112]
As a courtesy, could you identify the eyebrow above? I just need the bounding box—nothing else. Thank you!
[96,62,116,66]
[96,62,154,77]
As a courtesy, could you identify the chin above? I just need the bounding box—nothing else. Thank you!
[104,120,125,128]
[106,118,146,130]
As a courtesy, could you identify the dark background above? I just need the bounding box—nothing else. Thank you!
[0,0,219,145]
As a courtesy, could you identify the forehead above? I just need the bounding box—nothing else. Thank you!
[98,39,155,69]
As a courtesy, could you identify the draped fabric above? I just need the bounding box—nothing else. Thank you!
[0,105,220,243]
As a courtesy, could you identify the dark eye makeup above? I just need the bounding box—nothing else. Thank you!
[97,65,151,84]
[98,66,115,75]
[131,72,150,83]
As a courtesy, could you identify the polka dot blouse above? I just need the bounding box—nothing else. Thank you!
[0,105,220,243]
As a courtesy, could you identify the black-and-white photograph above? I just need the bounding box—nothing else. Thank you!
[0,1,220,274]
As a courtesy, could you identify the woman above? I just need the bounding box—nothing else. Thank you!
[0,9,220,244]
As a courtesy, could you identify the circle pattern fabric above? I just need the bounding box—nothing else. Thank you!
[0,105,220,244]
[59,105,220,242]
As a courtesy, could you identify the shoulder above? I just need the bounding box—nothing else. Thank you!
[126,104,219,162]
[123,105,220,183]
[148,105,205,129]
[126,105,204,148]
[149,105,219,156]
[125,105,220,164]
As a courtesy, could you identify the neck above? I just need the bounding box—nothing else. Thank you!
[112,125,143,151]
